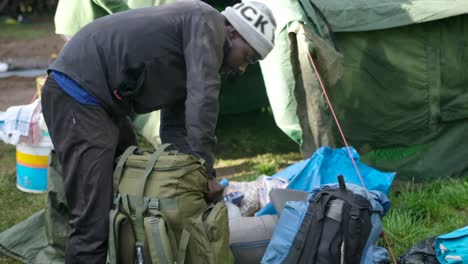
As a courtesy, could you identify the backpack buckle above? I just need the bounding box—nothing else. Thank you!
[148,199,160,210]
[350,207,360,219]
[148,217,160,224]
[113,89,123,101]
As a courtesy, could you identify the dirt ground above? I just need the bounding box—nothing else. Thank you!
[0,33,63,110]
[0,34,64,58]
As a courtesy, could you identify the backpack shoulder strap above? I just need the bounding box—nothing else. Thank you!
[144,203,191,264]
[177,229,191,264]
[135,144,171,244]
[113,145,138,195]
[108,195,126,264]
[144,213,174,264]
[283,193,334,264]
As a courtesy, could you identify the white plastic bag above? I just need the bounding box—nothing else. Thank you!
[223,175,289,216]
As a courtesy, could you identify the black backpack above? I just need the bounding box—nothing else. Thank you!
[283,176,372,264]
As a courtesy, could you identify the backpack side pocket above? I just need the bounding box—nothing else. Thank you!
[109,209,135,264]
[186,203,234,264]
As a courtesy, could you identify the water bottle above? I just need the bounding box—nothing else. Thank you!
[222,191,244,205]
[219,178,230,188]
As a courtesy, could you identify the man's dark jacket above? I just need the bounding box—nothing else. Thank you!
[49,0,226,176]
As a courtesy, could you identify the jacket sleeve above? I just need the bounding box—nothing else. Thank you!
[182,7,225,178]
[92,0,129,14]
[160,100,191,154]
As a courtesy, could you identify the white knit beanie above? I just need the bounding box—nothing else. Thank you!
[222,1,277,60]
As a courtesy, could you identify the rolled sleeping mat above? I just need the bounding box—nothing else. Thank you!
[229,215,278,264]
[269,189,308,215]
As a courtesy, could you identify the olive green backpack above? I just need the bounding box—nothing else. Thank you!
[108,144,233,264]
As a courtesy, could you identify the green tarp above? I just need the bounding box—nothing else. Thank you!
[0,210,63,264]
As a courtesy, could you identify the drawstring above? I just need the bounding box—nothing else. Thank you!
[307,50,397,264]
[382,230,398,264]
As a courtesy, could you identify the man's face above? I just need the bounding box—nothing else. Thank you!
[221,25,260,75]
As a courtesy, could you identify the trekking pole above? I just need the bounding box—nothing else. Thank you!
[307,50,398,264]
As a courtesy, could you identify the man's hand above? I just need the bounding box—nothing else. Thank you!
[206,178,224,203]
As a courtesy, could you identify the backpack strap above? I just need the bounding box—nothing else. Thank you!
[283,193,334,264]
[121,193,132,216]
[147,198,190,264]
[144,215,173,264]
[148,198,179,258]
[108,194,123,264]
[135,144,171,245]
[177,229,191,264]
[113,145,138,195]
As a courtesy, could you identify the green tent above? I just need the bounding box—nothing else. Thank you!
[258,0,468,181]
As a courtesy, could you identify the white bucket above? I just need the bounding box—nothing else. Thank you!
[16,133,53,193]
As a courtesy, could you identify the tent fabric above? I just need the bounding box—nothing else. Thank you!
[219,64,270,115]
[289,23,342,156]
[331,15,468,145]
[258,0,468,180]
[132,111,161,148]
[54,0,176,36]
[313,0,468,32]
[0,210,64,264]
[329,15,468,180]
[0,151,67,264]
[54,0,127,36]
[258,0,339,144]
[126,0,174,8]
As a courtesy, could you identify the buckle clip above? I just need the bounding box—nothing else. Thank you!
[148,200,160,210]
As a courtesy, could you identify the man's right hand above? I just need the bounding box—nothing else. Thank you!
[206,177,224,203]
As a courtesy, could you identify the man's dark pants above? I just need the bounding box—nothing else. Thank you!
[41,76,120,264]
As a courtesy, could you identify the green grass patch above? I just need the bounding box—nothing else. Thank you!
[0,16,54,40]
[382,178,468,257]
[0,142,45,264]
[215,111,302,180]
[216,110,299,159]
[0,143,46,232]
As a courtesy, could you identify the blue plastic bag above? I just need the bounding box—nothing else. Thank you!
[256,147,395,216]
[436,226,468,264]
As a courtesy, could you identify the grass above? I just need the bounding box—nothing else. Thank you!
[0,16,54,40]
[0,142,46,230]
[214,110,302,181]
[383,179,468,257]
[0,142,45,264]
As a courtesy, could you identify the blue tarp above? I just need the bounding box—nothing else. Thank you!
[257,147,395,216]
